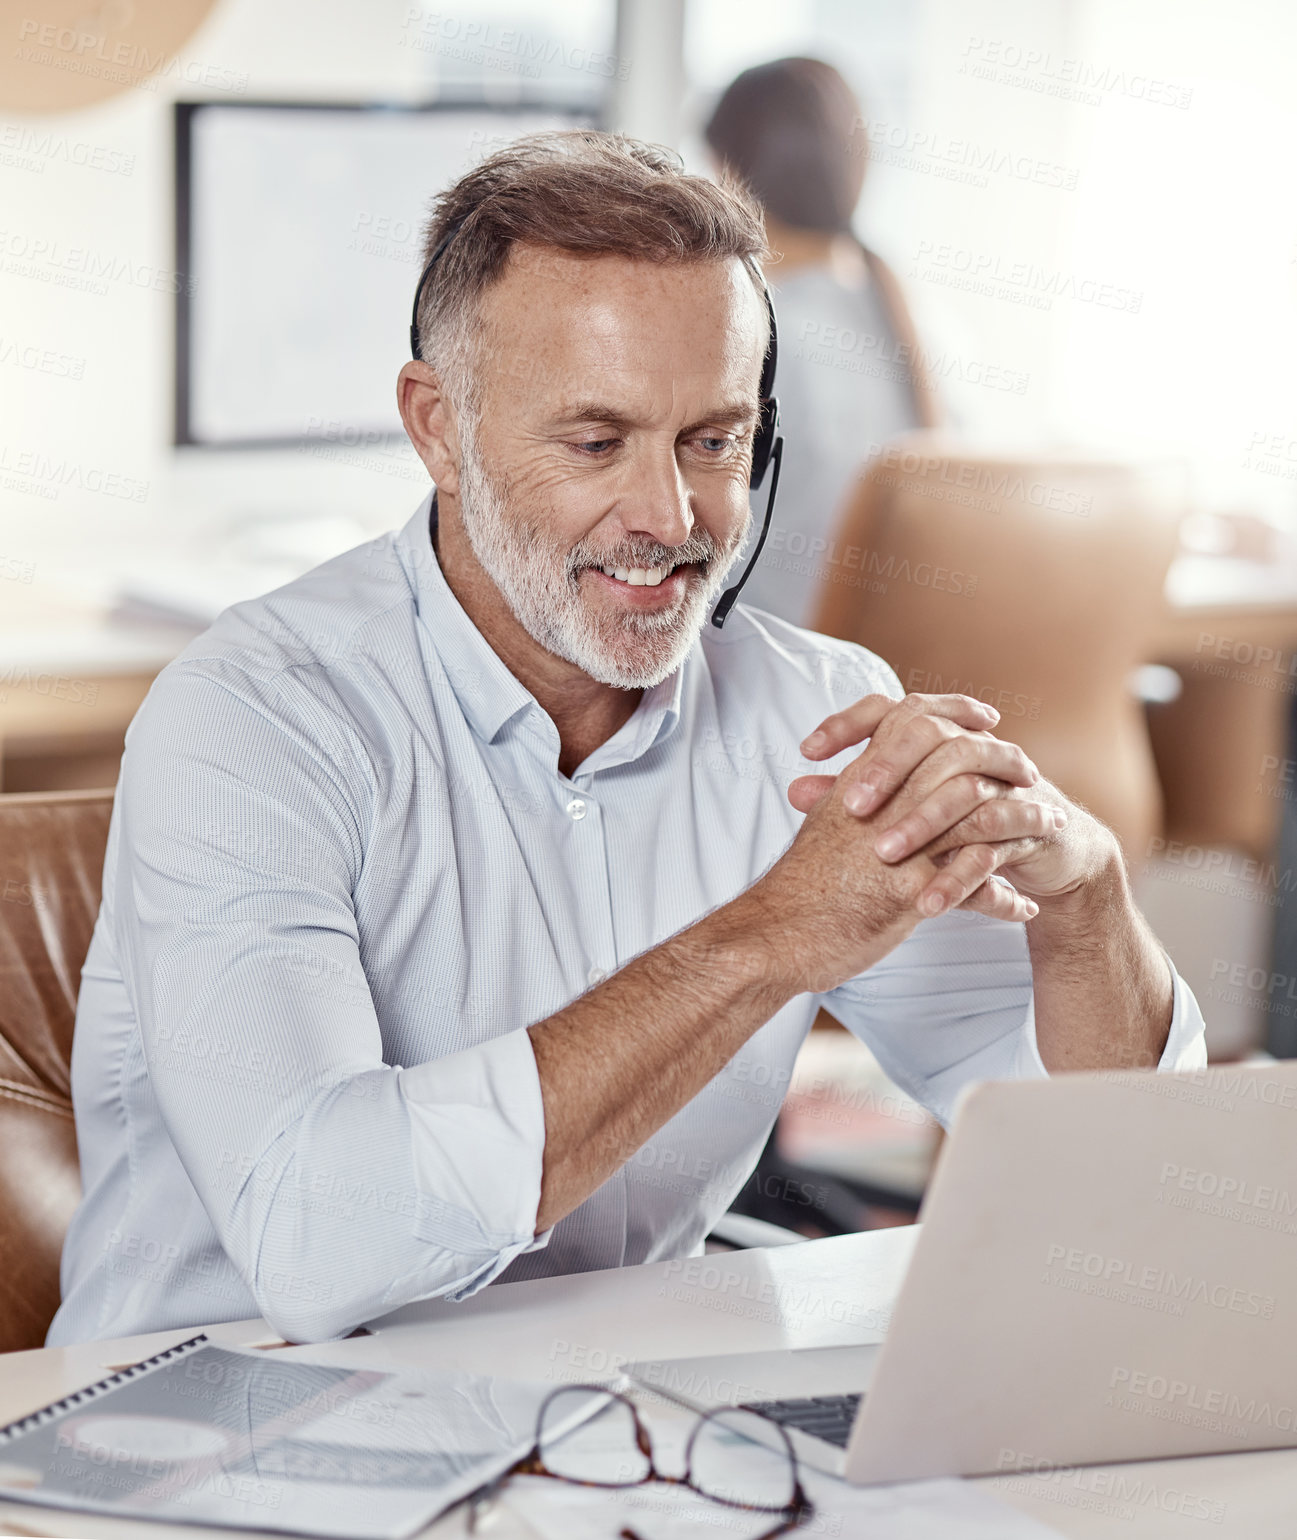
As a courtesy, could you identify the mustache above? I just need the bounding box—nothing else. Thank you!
[567,528,722,575]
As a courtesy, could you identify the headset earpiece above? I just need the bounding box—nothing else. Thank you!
[749,394,780,490]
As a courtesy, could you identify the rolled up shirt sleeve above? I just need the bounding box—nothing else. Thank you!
[115,659,550,1343]
[398,1031,551,1299]
[821,908,1208,1128]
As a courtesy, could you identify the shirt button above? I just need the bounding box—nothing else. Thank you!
[566,797,588,820]
[587,966,608,986]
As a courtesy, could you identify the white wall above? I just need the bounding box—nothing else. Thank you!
[890,0,1077,441]
[0,0,437,591]
[1052,0,1297,510]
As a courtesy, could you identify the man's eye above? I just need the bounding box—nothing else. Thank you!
[573,438,618,455]
[697,436,733,453]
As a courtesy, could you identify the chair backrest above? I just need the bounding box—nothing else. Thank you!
[810,438,1183,857]
[0,789,114,1352]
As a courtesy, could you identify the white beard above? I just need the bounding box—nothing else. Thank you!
[455,422,749,689]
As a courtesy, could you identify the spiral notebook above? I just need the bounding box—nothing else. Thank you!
[0,1332,594,1538]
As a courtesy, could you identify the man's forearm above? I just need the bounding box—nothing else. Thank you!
[528,886,798,1232]
[1028,841,1173,1073]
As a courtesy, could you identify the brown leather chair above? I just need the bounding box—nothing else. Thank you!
[811,437,1184,859]
[0,789,113,1353]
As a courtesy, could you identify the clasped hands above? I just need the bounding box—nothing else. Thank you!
[789,692,1096,926]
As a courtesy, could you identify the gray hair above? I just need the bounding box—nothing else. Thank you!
[414,129,770,419]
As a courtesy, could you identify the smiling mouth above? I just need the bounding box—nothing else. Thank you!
[594,559,704,588]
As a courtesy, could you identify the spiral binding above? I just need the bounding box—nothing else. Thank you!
[0,1332,211,1444]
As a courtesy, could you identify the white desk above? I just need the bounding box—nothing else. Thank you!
[2,1229,1294,1539]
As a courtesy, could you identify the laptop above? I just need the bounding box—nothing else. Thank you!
[628,1060,1297,1484]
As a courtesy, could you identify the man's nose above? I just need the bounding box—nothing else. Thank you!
[622,441,693,547]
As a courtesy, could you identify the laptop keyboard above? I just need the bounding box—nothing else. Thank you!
[739,1393,862,1448]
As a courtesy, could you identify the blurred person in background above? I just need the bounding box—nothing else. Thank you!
[705,56,939,626]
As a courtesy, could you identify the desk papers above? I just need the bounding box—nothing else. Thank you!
[0,1332,591,1538]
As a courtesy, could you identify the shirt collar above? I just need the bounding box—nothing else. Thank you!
[396,492,686,764]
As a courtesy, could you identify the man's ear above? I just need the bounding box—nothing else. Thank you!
[397,361,462,496]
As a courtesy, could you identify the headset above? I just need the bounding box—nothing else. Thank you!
[409,225,783,629]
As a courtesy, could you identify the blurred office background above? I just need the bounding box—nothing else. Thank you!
[4,0,1297,1239]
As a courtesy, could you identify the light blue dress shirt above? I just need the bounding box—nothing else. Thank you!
[48,494,1206,1347]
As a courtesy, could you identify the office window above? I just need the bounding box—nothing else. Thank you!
[401,0,618,109]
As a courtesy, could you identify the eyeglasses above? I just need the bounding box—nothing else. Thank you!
[469,1383,815,1540]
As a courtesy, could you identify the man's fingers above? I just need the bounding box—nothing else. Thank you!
[911,842,996,916]
[957,877,1040,924]
[917,836,1050,916]
[934,797,1065,858]
[787,774,836,814]
[873,772,1001,860]
[800,692,1000,762]
[877,786,1065,863]
[847,722,1037,823]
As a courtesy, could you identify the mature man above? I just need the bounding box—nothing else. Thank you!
[49,133,1204,1348]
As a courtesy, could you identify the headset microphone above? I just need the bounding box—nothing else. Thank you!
[409,236,783,629]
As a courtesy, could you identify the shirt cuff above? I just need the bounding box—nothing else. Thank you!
[398,1027,550,1264]
[1015,947,1209,1079]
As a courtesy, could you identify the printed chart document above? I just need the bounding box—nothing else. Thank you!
[0,1333,595,1538]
